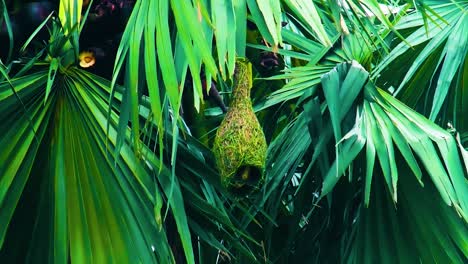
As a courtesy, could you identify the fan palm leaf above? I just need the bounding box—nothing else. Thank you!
[0,67,173,263]
[1,0,467,263]
[372,0,467,122]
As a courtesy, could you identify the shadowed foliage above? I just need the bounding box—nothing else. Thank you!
[0,0,466,263]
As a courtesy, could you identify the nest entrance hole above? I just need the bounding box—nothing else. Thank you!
[229,165,262,195]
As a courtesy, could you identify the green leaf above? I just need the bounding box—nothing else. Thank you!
[429,15,468,120]
[283,0,332,46]
[321,122,366,197]
[45,58,59,104]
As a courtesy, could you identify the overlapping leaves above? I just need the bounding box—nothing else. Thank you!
[1,0,467,263]
[0,4,257,261]
[372,0,467,122]
[0,65,260,263]
[319,62,467,220]
[0,69,169,263]
[255,61,468,262]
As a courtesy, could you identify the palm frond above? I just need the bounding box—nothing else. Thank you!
[318,61,467,221]
[372,1,467,121]
[344,167,468,263]
[0,0,14,63]
[247,61,467,262]
[1,1,467,263]
[0,68,172,263]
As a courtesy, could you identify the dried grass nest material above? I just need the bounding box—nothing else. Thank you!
[213,58,267,195]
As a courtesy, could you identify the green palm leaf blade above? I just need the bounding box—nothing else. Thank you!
[315,62,467,221]
[212,0,236,78]
[136,100,261,262]
[2,0,467,262]
[321,125,366,197]
[282,0,332,47]
[322,61,369,148]
[364,101,396,200]
[113,0,226,178]
[0,67,181,263]
[44,58,59,104]
[281,28,339,65]
[233,0,247,57]
[428,15,467,120]
[363,103,376,207]
[261,112,312,204]
[378,90,468,220]
[345,167,468,263]
[258,65,332,110]
[367,98,423,186]
[457,133,468,171]
[372,1,467,121]
[0,0,14,63]
[246,0,282,47]
[0,73,49,243]
[82,71,259,263]
[58,0,83,59]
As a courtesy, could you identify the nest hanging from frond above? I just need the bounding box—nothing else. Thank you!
[213,58,267,195]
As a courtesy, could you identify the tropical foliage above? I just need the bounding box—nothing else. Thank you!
[0,0,467,263]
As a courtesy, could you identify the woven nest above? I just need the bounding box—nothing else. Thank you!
[213,58,267,195]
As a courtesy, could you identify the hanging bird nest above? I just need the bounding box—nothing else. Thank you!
[213,58,267,195]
